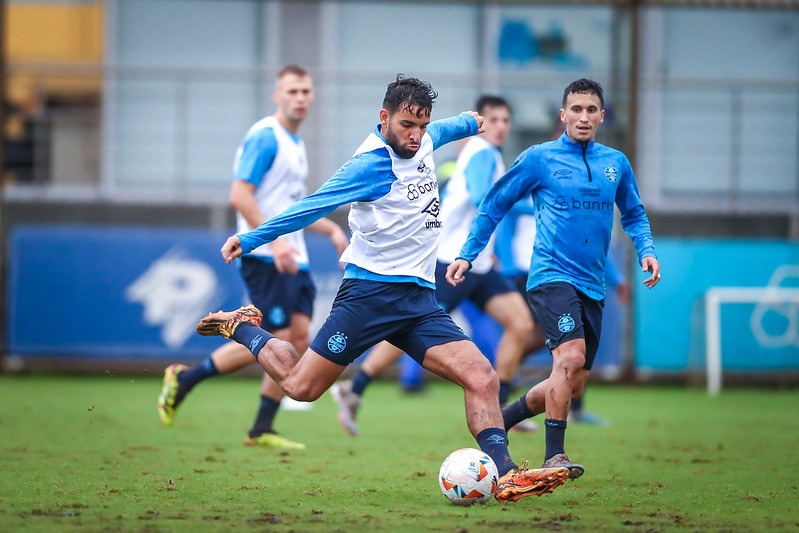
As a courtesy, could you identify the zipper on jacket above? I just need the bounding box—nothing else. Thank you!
[581,142,592,182]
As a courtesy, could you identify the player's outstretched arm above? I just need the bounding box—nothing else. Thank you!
[641,256,661,289]
[221,236,244,264]
[446,259,471,286]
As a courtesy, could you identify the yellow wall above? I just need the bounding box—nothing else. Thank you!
[5,1,104,103]
[6,1,103,62]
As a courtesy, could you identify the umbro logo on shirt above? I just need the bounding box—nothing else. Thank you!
[423,198,442,229]
[553,169,572,179]
[422,198,440,218]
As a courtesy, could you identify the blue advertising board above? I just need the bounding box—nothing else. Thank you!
[634,239,799,372]
[7,225,343,361]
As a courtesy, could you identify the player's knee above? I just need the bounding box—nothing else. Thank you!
[283,379,323,402]
[553,350,586,377]
[508,316,534,341]
[462,356,498,395]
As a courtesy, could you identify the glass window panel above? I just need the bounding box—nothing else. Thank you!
[497,6,614,74]
[664,9,799,81]
[113,79,177,186]
[337,3,479,72]
[644,8,799,209]
[661,91,733,194]
[116,0,260,68]
[184,81,261,187]
[739,92,798,195]
[110,0,264,193]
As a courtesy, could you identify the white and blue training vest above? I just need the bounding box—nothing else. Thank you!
[233,115,310,267]
[437,135,505,274]
[237,113,479,288]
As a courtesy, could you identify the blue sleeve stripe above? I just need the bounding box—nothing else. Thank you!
[235,127,277,187]
[464,149,496,206]
[239,148,394,253]
[615,159,657,261]
[427,113,479,150]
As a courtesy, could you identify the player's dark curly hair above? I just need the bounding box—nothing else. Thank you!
[562,78,604,108]
[383,74,438,117]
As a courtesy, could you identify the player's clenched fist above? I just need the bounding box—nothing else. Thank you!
[465,111,485,135]
[220,236,243,264]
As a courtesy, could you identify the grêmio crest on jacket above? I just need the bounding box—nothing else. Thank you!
[604,166,618,183]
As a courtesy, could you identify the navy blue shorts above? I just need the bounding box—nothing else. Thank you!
[526,282,604,370]
[434,260,516,312]
[239,257,316,330]
[310,279,471,366]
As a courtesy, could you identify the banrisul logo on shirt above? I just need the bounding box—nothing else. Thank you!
[551,194,613,212]
[604,166,618,183]
[406,179,438,201]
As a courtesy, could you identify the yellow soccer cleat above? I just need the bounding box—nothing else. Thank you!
[157,363,188,427]
[244,432,306,450]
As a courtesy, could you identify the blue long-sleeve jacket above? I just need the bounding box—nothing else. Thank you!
[458,132,656,300]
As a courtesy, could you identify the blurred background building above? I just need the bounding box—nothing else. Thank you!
[2,0,798,390]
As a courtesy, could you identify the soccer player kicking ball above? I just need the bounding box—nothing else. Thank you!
[197,75,569,502]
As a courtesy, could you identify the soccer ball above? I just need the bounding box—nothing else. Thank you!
[438,448,498,506]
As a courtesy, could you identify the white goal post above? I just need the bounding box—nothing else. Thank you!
[705,286,799,396]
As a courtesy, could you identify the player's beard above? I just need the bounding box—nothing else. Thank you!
[383,127,418,159]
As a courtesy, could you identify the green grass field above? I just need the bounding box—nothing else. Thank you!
[1,374,797,532]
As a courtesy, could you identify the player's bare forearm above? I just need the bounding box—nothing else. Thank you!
[229,180,265,229]
[307,217,349,257]
[221,236,243,264]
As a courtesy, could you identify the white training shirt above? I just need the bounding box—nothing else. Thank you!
[437,136,506,274]
[232,115,310,267]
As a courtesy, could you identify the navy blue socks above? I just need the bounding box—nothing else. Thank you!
[249,395,281,437]
[544,418,567,460]
[502,394,533,431]
[351,369,373,396]
[175,357,218,405]
[476,428,515,477]
[498,381,512,406]
[231,323,274,360]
